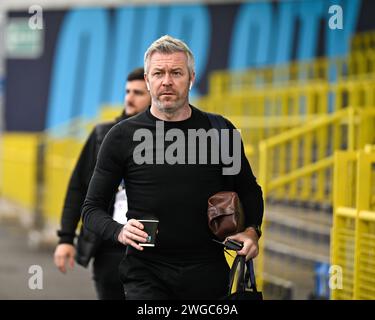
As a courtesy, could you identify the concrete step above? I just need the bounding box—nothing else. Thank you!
[262,204,332,299]
[265,238,329,264]
[263,253,316,299]
[264,204,331,263]
[265,204,332,236]
[264,205,332,262]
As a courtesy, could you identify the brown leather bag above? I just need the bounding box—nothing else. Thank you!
[207,191,245,241]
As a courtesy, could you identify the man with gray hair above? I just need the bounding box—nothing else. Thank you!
[82,35,263,299]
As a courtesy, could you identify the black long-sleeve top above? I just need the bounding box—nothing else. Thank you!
[57,112,128,245]
[82,106,263,262]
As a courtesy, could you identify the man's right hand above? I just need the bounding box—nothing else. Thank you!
[117,219,148,251]
[54,243,75,273]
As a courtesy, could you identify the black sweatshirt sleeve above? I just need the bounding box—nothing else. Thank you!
[57,129,98,244]
[81,124,125,243]
[224,118,264,228]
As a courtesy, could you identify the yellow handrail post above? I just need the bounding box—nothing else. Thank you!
[347,107,356,151]
[331,151,345,300]
[259,141,268,199]
[331,150,357,300]
[258,140,268,291]
[353,150,373,299]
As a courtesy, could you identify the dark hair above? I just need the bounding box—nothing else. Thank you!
[127,67,145,81]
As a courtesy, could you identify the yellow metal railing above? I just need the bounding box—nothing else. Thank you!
[206,30,375,97]
[198,92,374,295]
[258,107,375,206]
[196,80,375,177]
[204,78,375,116]
[331,147,375,300]
[256,108,374,299]
[209,50,375,96]
[351,30,375,52]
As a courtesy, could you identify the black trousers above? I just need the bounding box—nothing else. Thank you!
[93,250,126,300]
[119,253,230,300]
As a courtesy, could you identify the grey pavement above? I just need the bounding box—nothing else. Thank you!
[0,221,96,300]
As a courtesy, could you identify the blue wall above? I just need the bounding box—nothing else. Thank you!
[5,0,367,132]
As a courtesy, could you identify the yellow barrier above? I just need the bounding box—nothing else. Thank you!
[212,29,375,94]
[209,51,375,96]
[331,151,357,299]
[351,30,375,52]
[0,108,122,230]
[43,136,85,226]
[40,110,120,226]
[197,81,375,179]
[0,133,40,210]
[331,148,375,299]
[258,107,375,206]
[99,105,123,122]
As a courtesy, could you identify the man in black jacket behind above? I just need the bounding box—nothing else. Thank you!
[53,67,151,300]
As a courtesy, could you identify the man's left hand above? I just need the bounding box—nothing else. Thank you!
[226,227,259,261]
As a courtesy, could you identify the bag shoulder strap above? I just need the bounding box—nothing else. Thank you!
[206,112,228,131]
[205,112,235,188]
[206,112,227,158]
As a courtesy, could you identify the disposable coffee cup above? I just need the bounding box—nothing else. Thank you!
[138,219,159,247]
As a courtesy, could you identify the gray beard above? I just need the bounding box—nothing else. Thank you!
[154,97,186,115]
